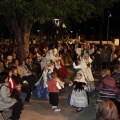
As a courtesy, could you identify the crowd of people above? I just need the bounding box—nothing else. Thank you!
[0,39,120,119]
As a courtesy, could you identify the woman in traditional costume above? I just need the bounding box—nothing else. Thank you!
[61,47,73,67]
[33,51,54,99]
[53,48,68,81]
[83,53,94,82]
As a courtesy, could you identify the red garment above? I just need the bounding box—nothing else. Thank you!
[54,62,68,82]
[59,68,68,78]
[68,47,74,58]
[8,77,21,93]
[48,79,59,93]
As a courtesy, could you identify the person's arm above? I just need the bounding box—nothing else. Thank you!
[56,82,62,89]
[96,80,104,91]
[73,62,81,69]
[69,81,73,86]
[82,83,88,91]
[1,85,16,103]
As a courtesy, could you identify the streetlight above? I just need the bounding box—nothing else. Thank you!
[70,31,73,39]
[37,29,40,41]
[107,12,112,44]
[54,19,60,27]
[54,18,60,39]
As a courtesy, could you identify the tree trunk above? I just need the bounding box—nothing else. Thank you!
[8,18,32,61]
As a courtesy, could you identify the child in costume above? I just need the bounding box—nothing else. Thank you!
[48,72,62,112]
[68,70,88,112]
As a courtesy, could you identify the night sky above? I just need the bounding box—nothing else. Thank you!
[74,1,120,40]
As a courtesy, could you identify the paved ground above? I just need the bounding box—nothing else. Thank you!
[1,69,100,120]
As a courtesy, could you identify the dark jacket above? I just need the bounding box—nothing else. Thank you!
[112,72,120,88]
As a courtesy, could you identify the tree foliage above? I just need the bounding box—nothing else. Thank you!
[0,0,119,26]
[0,0,119,59]
[93,0,120,16]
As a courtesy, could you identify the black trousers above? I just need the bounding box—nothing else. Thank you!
[21,85,31,102]
[49,92,59,106]
[22,75,36,89]
[10,102,23,119]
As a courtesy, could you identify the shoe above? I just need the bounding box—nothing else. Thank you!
[54,108,61,112]
[52,106,57,109]
[77,108,81,112]
[77,109,81,112]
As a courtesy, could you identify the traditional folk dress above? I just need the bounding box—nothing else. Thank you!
[54,59,68,81]
[68,72,88,110]
[52,48,68,81]
[81,55,94,82]
[75,47,82,58]
[72,58,95,92]
[62,48,73,66]
[33,55,53,99]
[33,49,65,99]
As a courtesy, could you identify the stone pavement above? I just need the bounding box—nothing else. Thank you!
[19,85,96,120]
[0,69,100,120]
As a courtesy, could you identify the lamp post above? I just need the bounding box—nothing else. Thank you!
[107,12,112,44]
[37,29,40,42]
[70,31,73,39]
[54,18,60,39]
[54,19,60,27]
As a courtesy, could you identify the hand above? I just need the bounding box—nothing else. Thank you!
[69,81,73,84]
[17,87,21,91]
[82,85,86,88]
[13,98,17,102]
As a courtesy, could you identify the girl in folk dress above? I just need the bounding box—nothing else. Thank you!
[68,70,88,112]
[72,58,95,92]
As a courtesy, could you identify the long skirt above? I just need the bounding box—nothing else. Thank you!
[33,77,49,99]
[68,89,88,108]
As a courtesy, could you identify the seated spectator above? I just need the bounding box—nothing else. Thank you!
[19,60,36,91]
[96,69,120,114]
[7,55,13,63]
[96,69,119,95]
[12,66,31,103]
[0,53,4,63]
[96,99,119,120]
[0,61,4,73]
[25,57,37,76]
[12,53,17,61]
[0,72,22,120]
[4,59,9,69]
[26,56,41,79]
[5,67,27,103]
[13,59,24,78]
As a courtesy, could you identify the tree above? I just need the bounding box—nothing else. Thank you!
[0,0,119,60]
